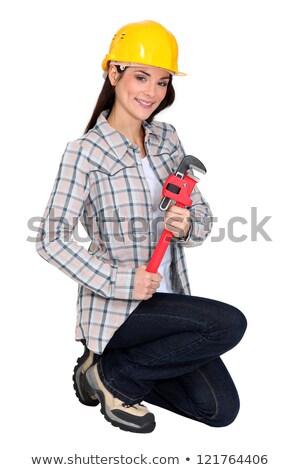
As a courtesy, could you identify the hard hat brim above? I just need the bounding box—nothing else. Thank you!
[103,59,186,76]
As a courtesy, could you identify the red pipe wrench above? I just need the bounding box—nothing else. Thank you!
[146,155,206,273]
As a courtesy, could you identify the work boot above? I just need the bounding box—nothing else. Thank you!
[85,364,156,433]
[73,340,101,407]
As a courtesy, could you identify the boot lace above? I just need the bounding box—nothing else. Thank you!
[122,402,144,409]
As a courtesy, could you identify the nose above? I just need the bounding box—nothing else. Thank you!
[145,80,156,98]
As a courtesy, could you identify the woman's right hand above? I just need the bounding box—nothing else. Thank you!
[133,265,163,300]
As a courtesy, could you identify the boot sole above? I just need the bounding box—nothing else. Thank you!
[86,383,156,434]
[86,370,156,434]
[74,344,156,433]
[72,341,100,407]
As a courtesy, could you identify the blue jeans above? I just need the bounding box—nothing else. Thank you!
[99,293,247,427]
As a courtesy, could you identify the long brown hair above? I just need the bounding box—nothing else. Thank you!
[84,66,175,133]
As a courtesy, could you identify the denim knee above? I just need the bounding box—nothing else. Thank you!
[221,305,247,350]
[208,393,240,427]
[196,385,240,428]
[233,307,247,344]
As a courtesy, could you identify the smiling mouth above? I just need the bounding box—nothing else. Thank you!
[135,98,154,109]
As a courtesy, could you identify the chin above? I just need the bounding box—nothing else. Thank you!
[132,103,157,121]
[139,108,156,121]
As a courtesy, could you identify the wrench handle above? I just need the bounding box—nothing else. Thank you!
[146,228,173,273]
[146,201,186,273]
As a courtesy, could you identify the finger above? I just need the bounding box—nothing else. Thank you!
[139,264,148,270]
[150,281,160,289]
[164,222,186,238]
[166,218,183,228]
[168,205,190,215]
[167,213,189,225]
[165,218,185,232]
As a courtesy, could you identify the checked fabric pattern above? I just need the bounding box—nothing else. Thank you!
[36,111,213,354]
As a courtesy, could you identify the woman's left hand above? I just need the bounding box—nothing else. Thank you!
[164,204,191,239]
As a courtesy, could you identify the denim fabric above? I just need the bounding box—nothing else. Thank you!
[98,293,247,427]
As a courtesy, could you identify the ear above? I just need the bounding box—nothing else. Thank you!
[108,65,120,86]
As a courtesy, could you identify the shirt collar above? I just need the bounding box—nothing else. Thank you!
[94,111,158,161]
[143,119,158,144]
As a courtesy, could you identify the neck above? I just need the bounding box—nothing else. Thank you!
[107,107,144,144]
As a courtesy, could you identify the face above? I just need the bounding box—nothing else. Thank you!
[109,65,170,122]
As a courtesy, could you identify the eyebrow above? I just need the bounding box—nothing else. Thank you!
[135,70,170,80]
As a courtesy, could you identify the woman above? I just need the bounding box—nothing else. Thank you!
[36,20,247,434]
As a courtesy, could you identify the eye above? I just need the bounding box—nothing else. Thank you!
[158,81,169,88]
[135,75,147,82]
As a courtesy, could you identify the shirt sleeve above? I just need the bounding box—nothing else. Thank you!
[169,125,213,248]
[35,140,135,300]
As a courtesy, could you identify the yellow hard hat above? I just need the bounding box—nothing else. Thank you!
[102,20,186,76]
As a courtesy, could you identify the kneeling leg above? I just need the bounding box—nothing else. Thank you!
[144,357,240,427]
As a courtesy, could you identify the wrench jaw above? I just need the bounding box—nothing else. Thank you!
[188,165,206,177]
[185,170,200,183]
[159,156,206,211]
[176,155,207,177]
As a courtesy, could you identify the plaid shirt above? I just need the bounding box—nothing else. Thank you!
[36,111,212,354]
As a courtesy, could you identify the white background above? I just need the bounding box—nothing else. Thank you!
[1,0,299,468]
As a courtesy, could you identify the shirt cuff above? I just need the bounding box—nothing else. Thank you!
[111,265,136,300]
